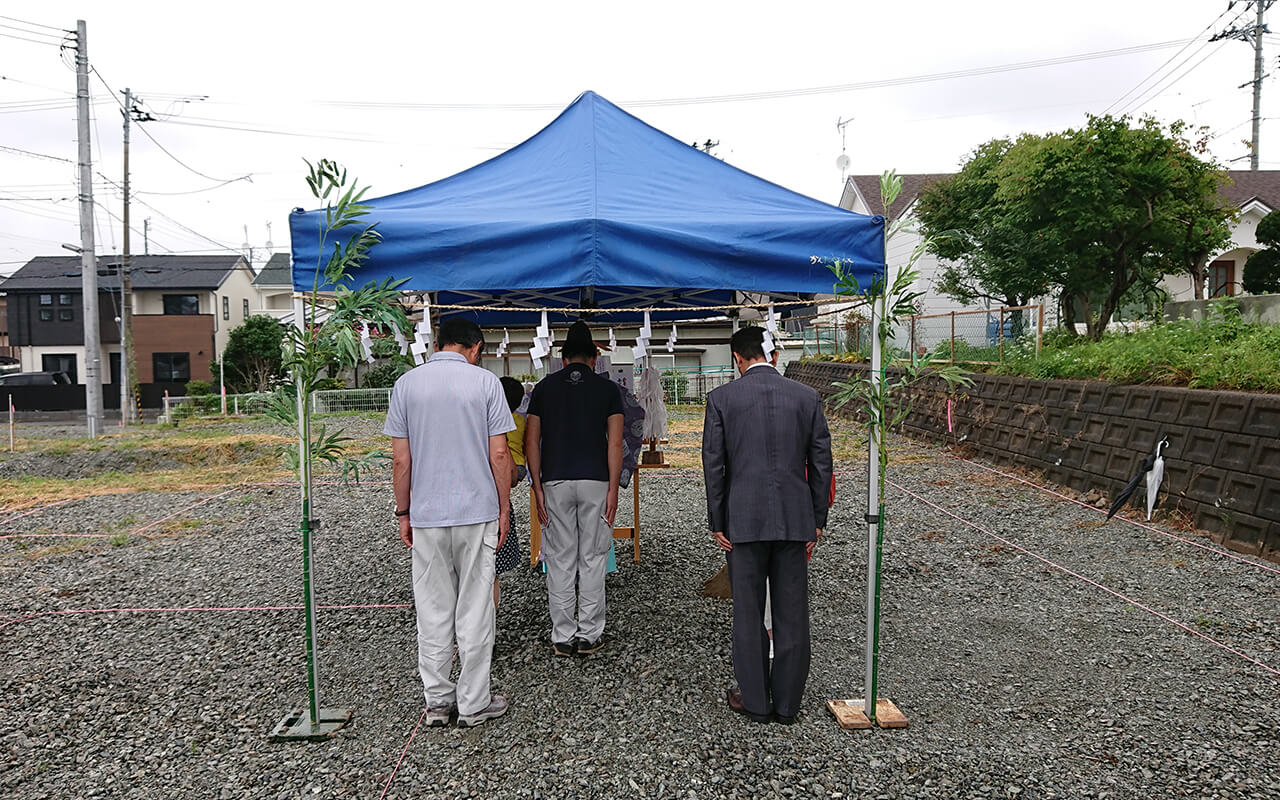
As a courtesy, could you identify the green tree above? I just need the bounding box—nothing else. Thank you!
[1243,210,1280,294]
[918,115,1234,339]
[222,314,286,392]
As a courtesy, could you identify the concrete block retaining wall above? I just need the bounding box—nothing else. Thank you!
[786,361,1280,561]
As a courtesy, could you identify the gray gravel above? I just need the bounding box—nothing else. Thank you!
[2,420,1278,799]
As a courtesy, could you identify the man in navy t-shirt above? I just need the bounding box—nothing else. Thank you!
[525,320,624,656]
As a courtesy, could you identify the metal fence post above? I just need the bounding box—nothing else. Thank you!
[1036,304,1044,357]
[910,315,917,365]
[999,307,1006,363]
[949,311,956,363]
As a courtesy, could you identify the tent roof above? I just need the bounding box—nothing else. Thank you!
[289,91,884,323]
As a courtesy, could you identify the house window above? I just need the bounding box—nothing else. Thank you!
[41,353,76,383]
[222,296,230,320]
[39,309,54,322]
[163,295,199,315]
[153,352,191,382]
[243,298,250,319]
[59,293,73,305]
[58,308,74,322]
[1209,260,1234,298]
[39,294,52,305]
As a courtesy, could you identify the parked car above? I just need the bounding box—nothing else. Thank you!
[0,371,73,386]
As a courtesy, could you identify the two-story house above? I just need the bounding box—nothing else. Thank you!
[252,252,294,317]
[836,170,1280,323]
[1,254,256,389]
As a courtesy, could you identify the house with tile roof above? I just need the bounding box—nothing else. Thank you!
[252,252,294,317]
[0,254,255,389]
[836,170,1280,326]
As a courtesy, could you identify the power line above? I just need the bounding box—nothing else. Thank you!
[90,66,252,185]
[1105,5,1243,114]
[0,143,73,163]
[0,30,63,47]
[308,39,1198,111]
[0,14,70,32]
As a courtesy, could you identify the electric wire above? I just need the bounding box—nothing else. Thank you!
[0,14,69,32]
[91,65,252,185]
[1114,3,1254,115]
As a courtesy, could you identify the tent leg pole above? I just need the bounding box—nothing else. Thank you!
[864,292,883,723]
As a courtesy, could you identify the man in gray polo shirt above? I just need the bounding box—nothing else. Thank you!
[385,317,514,728]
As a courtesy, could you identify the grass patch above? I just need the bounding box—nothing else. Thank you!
[0,463,288,508]
[990,309,1280,391]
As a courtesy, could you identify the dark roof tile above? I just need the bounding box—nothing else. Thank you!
[253,253,291,287]
[0,255,244,292]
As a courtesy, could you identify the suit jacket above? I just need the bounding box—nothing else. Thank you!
[702,364,833,543]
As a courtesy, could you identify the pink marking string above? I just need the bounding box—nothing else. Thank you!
[950,454,1280,577]
[0,601,412,633]
[946,396,954,433]
[0,532,118,541]
[379,708,427,800]
[0,498,75,527]
[126,490,238,537]
[889,478,1280,678]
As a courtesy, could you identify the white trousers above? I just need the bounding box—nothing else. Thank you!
[411,520,497,717]
[542,480,610,644]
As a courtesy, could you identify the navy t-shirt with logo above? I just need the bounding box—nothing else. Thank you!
[527,362,624,482]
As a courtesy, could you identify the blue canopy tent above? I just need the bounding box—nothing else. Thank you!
[289,91,884,322]
[283,92,896,733]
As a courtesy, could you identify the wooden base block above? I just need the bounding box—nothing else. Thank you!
[831,698,909,730]
[826,699,871,730]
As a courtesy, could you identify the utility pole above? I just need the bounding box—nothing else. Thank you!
[74,19,103,437]
[120,88,136,424]
[1214,0,1272,169]
[119,88,151,425]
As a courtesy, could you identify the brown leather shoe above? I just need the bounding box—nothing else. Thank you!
[726,686,773,724]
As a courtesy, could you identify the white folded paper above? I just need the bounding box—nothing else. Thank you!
[665,323,677,353]
[358,319,376,364]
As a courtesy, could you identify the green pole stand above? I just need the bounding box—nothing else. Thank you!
[269,707,354,742]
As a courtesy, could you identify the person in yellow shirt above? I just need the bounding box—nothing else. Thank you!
[494,377,528,608]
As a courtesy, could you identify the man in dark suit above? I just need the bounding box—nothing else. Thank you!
[701,326,833,724]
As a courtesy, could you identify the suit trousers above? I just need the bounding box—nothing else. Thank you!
[411,520,498,717]
[726,540,810,718]
[542,479,611,644]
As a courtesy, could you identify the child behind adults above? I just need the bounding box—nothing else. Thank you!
[493,376,528,610]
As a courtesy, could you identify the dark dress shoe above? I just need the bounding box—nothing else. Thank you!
[726,687,773,724]
[774,712,798,725]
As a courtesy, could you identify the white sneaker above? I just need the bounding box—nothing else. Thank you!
[457,695,509,728]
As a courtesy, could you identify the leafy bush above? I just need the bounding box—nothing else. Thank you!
[184,379,213,396]
[361,363,404,389]
[316,377,347,391]
[223,315,286,392]
[661,369,689,401]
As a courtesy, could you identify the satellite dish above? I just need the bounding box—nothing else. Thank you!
[836,154,851,171]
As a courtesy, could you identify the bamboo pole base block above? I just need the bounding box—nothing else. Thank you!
[269,707,353,742]
[826,699,871,729]
[830,699,909,729]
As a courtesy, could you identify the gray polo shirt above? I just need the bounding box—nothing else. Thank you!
[384,351,515,528]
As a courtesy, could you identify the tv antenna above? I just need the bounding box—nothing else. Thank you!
[835,116,854,181]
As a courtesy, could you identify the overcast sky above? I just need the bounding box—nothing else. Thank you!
[1,1,1273,277]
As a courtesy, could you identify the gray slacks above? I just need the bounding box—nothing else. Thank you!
[542,479,611,644]
[726,540,810,718]
[411,521,497,716]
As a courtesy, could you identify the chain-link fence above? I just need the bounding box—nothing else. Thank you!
[161,366,735,422]
[655,365,735,404]
[310,388,393,414]
[813,304,1043,364]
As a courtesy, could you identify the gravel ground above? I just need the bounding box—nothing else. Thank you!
[2,419,1278,799]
